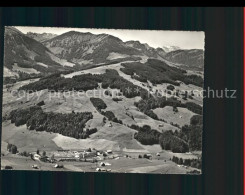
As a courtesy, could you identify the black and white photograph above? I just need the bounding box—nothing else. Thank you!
[1,26,204,174]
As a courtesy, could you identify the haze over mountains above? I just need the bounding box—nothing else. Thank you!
[4,26,204,77]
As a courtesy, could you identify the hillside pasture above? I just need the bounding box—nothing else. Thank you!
[1,121,61,153]
[153,106,196,127]
[13,64,40,74]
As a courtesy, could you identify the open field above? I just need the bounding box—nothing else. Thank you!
[12,64,40,74]
[1,121,61,153]
[1,120,200,173]
[1,70,202,173]
[1,152,199,173]
[153,106,196,127]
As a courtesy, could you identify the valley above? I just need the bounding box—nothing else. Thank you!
[1,27,203,174]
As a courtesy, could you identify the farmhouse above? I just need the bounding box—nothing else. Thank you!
[54,164,64,168]
[33,154,41,161]
[106,150,112,154]
[32,165,39,169]
[79,151,97,159]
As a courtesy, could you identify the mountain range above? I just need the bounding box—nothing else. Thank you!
[4,27,204,77]
[26,32,57,43]
[164,49,204,71]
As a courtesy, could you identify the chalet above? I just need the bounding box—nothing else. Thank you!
[32,165,39,169]
[54,164,64,168]
[106,150,112,154]
[100,162,105,167]
[33,154,41,161]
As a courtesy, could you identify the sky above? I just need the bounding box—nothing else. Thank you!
[14,26,205,50]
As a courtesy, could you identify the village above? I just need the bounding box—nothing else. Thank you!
[2,146,160,172]
[2,142,201,174]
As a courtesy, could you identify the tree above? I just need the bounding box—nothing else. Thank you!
[50,154,55,162]
[11,145,17,154]
[7,143,12,151]
[42,151,46,157]
[23,151,28,157]
[90,98,107,110]
[167,85,175,91]
[190,115,203,126]
[37,101,45,106]
[178,158,183,165]
[182,91,188,100]
[172,156,177,163]
[140,90,148,100]
[173,106,178,112]
[188,125,202,151]
[159,132,189,153]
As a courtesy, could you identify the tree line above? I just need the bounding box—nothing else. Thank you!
[132,125,161,145]
[159,131,189,153]
[19,69,147,99]
[171,156,202,169]
[90,98,123,124]
[120,59,203,87]
[130,124,189,153]
[7,105,96,139]
[130,114,202,153]
[135,95,203,120]
[7,143,18,154]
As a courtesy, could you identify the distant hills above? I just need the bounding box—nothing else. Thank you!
[4,27,75,75]
[26,32,57,43]
[4,26,204,77]
[43,31,141,65]
[162,46,181,53]
[164,49,204,71]
[124,40,166,59]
